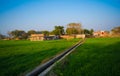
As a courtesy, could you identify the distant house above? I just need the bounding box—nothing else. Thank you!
[15,37,20,40]
[93,31,109,37]
[29,34,59,41]
[60,34,85,40]
[60,35,75,40]
[30,34,85,41]
[76,34,85,39]
[3,37,11,40]
[30,34,45,41]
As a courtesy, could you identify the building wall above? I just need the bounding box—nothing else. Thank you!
[60,35,74,40]
[76,34,85,39]
[93,31,109,37]
[30,34,44,41]
[61,34,85,40]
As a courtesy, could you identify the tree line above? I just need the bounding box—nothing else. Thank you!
[6,23,85,39]
[0,23,119,40]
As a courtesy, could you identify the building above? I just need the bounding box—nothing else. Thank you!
[93,31,109,37]
[30,34,45,41]
[60,34,85,40]
[29,34,59,41]
[60,35,75,40]
[30,34,85,41]
[76,34,85,39]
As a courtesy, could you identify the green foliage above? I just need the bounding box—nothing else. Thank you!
[111,26,120,35]
[52,26,64,35]
[90,29,94,35]
[66,23,82,35]
[66,28,78,35]
[47,38,120,76]
[84,29,90,34]
[111,26,120,33]
[42,30,49,36]
[8,30,28,39]
[0,39,79,76]
[84,29,94,35]
[27,30,37,35]
[0,33,6,39]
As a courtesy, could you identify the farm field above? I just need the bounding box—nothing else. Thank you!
[0,39,79,76]
[47,38,120,76]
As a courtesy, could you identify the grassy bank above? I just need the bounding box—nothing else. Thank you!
[0,39,79,76]
[47,38,120,76]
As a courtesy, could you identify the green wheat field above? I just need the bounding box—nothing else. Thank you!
[0,39,79,76]
[47,38,120,76]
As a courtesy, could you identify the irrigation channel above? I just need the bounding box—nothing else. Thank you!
[26,39,85,76]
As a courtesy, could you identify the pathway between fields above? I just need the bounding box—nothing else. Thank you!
[26,39,85,76]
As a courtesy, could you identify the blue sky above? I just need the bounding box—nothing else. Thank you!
[0,0,120,35]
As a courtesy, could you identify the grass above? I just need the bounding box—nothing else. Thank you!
[0,39,79,76]
[47,38,120,76]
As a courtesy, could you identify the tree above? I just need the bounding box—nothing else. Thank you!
[27,30,36,36]
[111,26,120,34]
[84,29,90,34]
[36,31,42,34]
[42,30,49,36]
[8,31,12,38]
[83,29,94,35]
[111,26,120,36]
[66,23,82,35]
[90,29,94,35]
[52,26,64,35]
[8,30,28,39]
[0,33,6,40]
